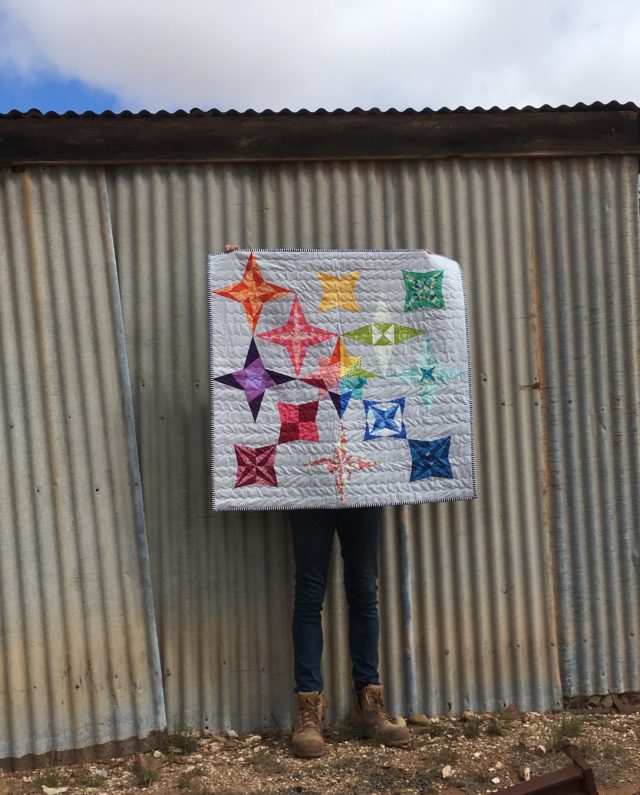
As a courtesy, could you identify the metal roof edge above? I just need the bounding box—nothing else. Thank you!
[1,103,639,165]
[1,101,638,119]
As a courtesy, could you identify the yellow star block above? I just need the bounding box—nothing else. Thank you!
[335,338,360,377]
[317,271,361,312]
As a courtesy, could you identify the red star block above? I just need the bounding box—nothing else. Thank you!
[234,443,278,488]
[277,401,320,444]
[213,252,292,332]
[257,296,336,375]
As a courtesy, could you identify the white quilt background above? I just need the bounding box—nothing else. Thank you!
[208,250,475,510]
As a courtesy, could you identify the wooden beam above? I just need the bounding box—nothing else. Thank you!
[1,109,638,166]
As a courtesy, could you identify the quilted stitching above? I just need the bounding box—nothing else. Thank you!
[208,249,475,510]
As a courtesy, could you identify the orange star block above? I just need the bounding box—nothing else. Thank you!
[213,252,292,331]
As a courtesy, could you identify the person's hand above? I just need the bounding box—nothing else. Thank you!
[224,244,239,253]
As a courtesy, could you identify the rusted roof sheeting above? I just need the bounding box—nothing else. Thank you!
[1,103,638,165]
[0,167,166,768]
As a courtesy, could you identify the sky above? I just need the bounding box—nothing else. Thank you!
[0,0,638,114]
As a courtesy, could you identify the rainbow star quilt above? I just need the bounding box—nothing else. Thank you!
[208,249,475,510]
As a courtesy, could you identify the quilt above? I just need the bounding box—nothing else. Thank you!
[208,249,475,511]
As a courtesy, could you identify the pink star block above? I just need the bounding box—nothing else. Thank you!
[278,401,320,444]
[305,426,377,504]
[257,296,336,375]
[234,443,278,488]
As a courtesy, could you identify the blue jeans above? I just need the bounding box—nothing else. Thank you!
[289,507,382,693]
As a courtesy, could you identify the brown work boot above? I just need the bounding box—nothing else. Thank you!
[291,692,325,758]
[353,684,410,746]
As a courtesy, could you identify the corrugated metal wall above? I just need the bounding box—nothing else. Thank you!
[2,155,638,762]
[0,168,166,766]
[530,159,640,696]
[106,156,640,734]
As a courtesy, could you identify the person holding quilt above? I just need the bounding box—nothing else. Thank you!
[288,506,410,757]
[222,245,410,759]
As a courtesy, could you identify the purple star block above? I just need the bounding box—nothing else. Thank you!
[215,338,294,420]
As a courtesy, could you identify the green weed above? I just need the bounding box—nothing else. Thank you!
[462,716,482,739]
[133,760,159,788]
[549,713,584,752]
[170,729,201,754]
[32,767,64,788]
[486,717,506,737]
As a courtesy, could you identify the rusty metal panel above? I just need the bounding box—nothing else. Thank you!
[530,157,640,697]
[107,158,575,732]
[0,168,165,766]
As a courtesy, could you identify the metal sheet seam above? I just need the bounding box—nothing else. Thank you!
[99,169,167,729]
[525,160,563,674]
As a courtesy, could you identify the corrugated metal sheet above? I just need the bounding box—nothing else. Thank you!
[107,156,640,733]
[0,168,166,766]
[3,155,638,758]
[530,158,640,696]
[1,100,637,118]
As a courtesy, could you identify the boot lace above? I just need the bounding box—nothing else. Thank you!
[299,699,322,731]
[369,690,393,722]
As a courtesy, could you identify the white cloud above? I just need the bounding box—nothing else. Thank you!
[0,0,638,110]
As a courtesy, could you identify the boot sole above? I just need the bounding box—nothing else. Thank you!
[292,748,326,758]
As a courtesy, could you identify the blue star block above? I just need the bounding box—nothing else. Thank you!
[408,436,453,481]
[363,398,406,440]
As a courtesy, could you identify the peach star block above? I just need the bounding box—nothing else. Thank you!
[317,271,361,313]
[305,426,377,504]
[213,252,292,331]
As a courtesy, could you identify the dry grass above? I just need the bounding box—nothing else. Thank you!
[2,711,639,795]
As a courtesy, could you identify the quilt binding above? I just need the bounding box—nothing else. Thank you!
[207,249,477,511]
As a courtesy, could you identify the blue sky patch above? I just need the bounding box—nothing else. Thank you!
[0,70,120,113]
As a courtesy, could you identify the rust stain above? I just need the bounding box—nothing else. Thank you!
[525,161,563,692]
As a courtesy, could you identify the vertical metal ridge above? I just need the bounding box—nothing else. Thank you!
[531,156,640,696]
[0,167,165,764]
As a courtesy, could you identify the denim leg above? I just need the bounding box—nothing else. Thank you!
[336,507,382,692]
[290,509,337,693]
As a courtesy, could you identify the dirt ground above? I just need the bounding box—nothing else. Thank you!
[1,708,639,795]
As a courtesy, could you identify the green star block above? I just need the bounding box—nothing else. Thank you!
[345,322,423,346]
[402,269,445,311]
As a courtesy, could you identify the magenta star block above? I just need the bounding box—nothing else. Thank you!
[215,339,294,421]
[234,443,278,488]
[257,296,336,375]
